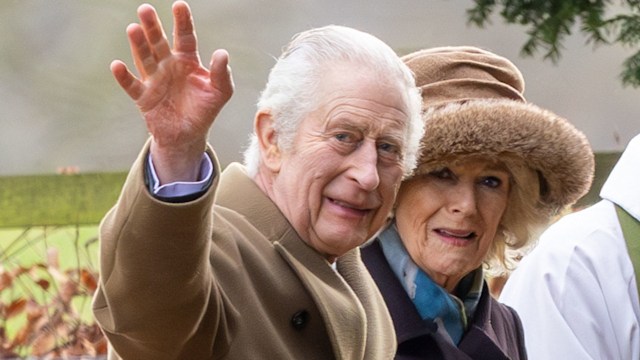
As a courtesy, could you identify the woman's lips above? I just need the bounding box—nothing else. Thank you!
[435,228,476,240]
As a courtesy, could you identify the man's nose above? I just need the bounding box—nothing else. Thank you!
[348,141,380,191]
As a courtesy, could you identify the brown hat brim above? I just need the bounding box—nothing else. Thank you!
[414,99,595,211]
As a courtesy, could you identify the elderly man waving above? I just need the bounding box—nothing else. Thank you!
[92,1,423,359]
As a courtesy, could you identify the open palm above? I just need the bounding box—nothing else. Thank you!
[111,1,234,181]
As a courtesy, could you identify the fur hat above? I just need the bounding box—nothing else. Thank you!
[403,46,595,214]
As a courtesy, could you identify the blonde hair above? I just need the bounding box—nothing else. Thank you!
[483,155,556,276]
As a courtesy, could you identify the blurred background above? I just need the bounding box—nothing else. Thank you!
[1,0,638,176]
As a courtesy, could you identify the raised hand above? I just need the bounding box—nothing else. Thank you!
[111,1,234,183]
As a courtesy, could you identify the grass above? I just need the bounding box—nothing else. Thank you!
[0,226,100,270]
[0,171,122,357]
[0,172,126,228]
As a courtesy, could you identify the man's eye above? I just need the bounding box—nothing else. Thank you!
[377,142,403,163]
[335,133,353,142]
[377,142,397,153]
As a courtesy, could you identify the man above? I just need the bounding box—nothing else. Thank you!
[92,1,423,359]
[500,134,640,359]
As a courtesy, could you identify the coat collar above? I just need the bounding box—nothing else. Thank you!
[215,162,369,359]
[456,286,511,360]
[362,240,436,343]
[216,162,289,242]
[362,240,514,360]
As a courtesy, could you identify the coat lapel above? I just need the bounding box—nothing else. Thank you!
[216,163,367,359]
[457,286,511,359]
[361,241,435,341]
[275,239,367,360]
[337,248,396,359]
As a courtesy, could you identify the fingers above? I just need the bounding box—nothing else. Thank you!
[210,49,234,101]
[126,4,173,79]
[123,2,199,79]
[172,1,198,55]
[137,4,172,60]
[126,23,156,78]
[110,60,144,100]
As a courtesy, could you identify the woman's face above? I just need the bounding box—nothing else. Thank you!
[395,159,511,292]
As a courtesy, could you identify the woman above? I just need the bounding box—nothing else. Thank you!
[361,46,595,359]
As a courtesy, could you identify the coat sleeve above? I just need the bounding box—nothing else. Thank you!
[500,204,638,360]
[92,141,232,360]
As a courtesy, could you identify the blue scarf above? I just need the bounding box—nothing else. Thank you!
[379,224,480,345]
[413,269,465,344]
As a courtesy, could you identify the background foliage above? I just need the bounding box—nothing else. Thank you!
[0,173,123,358]
[0,226,106,358]
[467,0,640,87]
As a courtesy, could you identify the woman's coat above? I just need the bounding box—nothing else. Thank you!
[362,240,526,360]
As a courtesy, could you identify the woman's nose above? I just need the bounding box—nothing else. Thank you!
[447,184,477,215]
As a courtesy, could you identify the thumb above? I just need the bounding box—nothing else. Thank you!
[210,49,234,102]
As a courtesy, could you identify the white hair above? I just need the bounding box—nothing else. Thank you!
[242,25,423,178]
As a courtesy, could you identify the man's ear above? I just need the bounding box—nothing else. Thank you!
[255,110,281,173]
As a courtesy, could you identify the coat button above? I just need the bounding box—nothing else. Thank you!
[291,310,309,331]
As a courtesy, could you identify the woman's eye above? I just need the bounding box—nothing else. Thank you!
[482,176,502,188]
[430,168,453,179]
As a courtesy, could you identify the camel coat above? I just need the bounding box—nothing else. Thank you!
[92,144,396,360]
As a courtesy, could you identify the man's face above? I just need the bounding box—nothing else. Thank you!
[270,63,410,261]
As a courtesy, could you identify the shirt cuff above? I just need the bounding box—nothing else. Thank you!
[147,153,214,198]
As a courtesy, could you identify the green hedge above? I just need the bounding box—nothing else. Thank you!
[0,172,127,228]
[0,151,624,228]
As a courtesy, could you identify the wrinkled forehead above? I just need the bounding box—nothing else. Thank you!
[314,64,412,123]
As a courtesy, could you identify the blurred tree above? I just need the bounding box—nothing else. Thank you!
[467,0,640,87]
